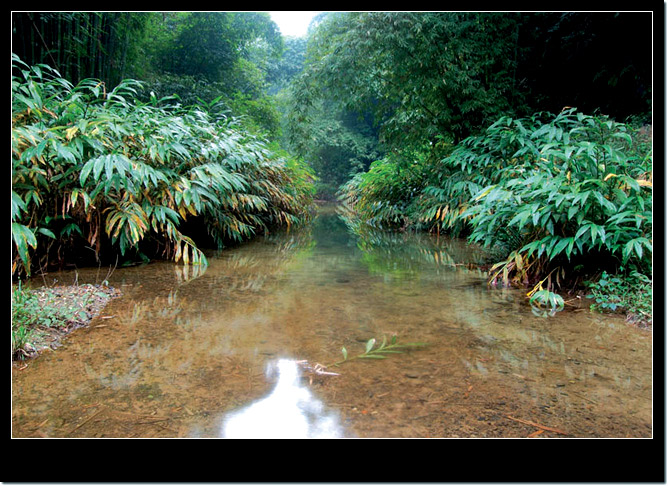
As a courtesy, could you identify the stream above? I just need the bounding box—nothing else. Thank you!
[12,203,653,438]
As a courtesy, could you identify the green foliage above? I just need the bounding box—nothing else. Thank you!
[265,37,307,95]
[341,109,652,314]
[13,12,288,141]
[290,12,522,153]
[13,283,82,333]
[286,91,383,198]
[456,109,652,289]
[11,56,314,277]
[586,270,652,326]
[289,11,651,212]
[334,335,428,368]
[157,12,282,85]
[337,148,435,229]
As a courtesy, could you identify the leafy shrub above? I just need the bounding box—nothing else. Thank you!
[340,109,652,315]
[337,148,434,229]
[586,270,652,326]
[456,109,652,289]
[11,56,314,277]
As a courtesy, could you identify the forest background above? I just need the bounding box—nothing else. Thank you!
[11,11,654,325]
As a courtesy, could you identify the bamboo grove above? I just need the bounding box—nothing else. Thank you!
[12,12,147,90]
[339,110,653,311]
[11,55,315,277]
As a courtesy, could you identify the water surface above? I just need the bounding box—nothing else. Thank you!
[12,203,652,437]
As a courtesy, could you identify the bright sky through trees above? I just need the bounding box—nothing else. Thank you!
[268,11,321,37]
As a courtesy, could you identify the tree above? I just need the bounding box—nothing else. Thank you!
[266,36,308,95]
[290,12,523,152]
[159,12,281,86]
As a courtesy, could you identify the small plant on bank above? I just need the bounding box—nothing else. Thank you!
[586,270,652,327]
[527,275,566,317]
[12,281,121,360]
[12,282,35,359]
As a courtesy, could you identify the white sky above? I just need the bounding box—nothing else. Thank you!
[267,11,321,37]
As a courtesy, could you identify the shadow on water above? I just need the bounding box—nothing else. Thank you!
[12,203,652,438]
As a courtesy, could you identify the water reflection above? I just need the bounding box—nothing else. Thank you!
[12,203,652,438]
[336,205,492,282]
[220,359,345,438]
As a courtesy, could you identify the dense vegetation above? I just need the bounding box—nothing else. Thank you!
[12,13,314,279]
[287,12,651,189]
[11,55,314,277]
[287,12,652,322]
[339,110,652,316]
[12,11,653,326]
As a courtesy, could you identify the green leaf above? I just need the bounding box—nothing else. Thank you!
[11,191,27,221]
[567,204,579,221]
[37,228,56,239]
[508,208,533,228]
[550,237,574,260]
[612,132,633,145]
[12,223,37,273]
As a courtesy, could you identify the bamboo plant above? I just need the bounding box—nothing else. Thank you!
[11,55,314,277]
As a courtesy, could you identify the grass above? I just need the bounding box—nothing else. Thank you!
[12,280,121,360]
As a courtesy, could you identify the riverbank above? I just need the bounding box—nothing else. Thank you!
[11,283,121,362]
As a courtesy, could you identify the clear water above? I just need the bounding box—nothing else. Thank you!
[12,203,652,437]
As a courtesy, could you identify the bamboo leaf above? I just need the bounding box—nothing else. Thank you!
[37,228,56,239]
[12,223,37,273]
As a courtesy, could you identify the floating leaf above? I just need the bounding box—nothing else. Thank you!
[329,335,428,369]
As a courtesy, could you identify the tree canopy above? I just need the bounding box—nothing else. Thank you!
[287,12,651,155]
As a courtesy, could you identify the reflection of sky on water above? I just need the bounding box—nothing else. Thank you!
[221,359,345,438]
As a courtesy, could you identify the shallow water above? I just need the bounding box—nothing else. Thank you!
[12,203,652,438]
